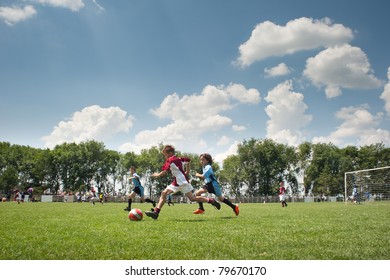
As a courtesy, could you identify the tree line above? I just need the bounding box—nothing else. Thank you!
[1,139,389,197]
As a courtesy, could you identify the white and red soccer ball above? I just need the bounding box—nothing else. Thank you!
[128,208,143,221]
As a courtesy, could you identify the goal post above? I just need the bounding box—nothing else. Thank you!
[344,166,390,204]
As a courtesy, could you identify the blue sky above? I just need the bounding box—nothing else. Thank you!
[1,0,390,163]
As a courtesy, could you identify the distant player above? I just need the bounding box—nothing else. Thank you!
[124,166,156,211]
[27,187,34,202]
[90,187,98,205]
[145,145,220,220]
[14,190,21,204]
[279,181,287,207]
[193,153,239,216]
[352,185,359,204]
[167,194,174,206]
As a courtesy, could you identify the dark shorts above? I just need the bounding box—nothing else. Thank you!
[203,182,222,197]
[132,186,144,197]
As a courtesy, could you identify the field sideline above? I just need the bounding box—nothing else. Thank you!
[1,201,389,260]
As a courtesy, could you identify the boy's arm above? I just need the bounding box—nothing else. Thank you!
[151,170,168,178]
[185,161,190,176]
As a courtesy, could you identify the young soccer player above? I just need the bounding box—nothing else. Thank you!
[279,181,288,207]
[124,166,156,211]
[145,145,220,220]
[193,153,239,216]
[167,193,174,206]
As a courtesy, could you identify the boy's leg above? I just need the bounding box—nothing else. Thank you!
[188,192,220,210]
[124,198,132,211]
[124,193,135,211]
[193,188,207,214]
[145,198,156,207]
[219,196,239,216]
[145,188,174,220]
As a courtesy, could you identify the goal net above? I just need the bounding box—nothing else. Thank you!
[344,166,390,203]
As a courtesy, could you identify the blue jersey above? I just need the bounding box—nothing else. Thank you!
[202,164,219,188]
[202,164,222,196]
[131,173,142,188]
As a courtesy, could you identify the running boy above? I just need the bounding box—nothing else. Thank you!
[145,145,220,220]
[279,181,288,207]
[124,166,156,211]
[193,153,239,216]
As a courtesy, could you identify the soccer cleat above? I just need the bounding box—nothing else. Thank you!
[211,198,221,210]
[145,211,159,220]
[124,207,130,211]
[152,201,156,207]
[193,209,205,214]
[234,205,240,216]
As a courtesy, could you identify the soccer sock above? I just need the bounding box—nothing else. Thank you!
[145,198,154,204]
[222,198,235,209]
[198,202,204,210]
[155,208,161,214]
[128,198,132,209]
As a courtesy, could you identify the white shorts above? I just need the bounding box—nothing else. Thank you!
[279,195,286,201]
[167,183,193,195]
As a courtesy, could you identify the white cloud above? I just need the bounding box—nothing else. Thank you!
[380,67,390,116]
[312,105,390,146]
[36,0,85,12]
[0,5,36,26]
[304,44,383,98]
[265,80,312,146]
[232,125,246,132]
[42,105,134,148]
[120,83,260,154]
[217,136,230,146]
[226,83,261,104]
[235,17,353,67]
[264,63,291,77]
[214,141,240,165]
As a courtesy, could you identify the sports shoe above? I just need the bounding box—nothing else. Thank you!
[234,205,240,216]
[193,209,205,214]
[210,198,221,210]
[124,207,130,211]
[145,211,159,220]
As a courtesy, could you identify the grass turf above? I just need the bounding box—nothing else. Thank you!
[1,201,389,260]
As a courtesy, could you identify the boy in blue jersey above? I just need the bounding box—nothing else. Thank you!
[124,166,156,211]
[194,153,239,216]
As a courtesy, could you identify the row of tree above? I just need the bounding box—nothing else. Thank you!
[1,139,389,197]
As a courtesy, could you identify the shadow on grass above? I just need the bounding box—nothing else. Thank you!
[171,218,207,222]
[171,216,237,222]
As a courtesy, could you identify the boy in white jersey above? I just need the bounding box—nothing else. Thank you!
[145,145,220,220]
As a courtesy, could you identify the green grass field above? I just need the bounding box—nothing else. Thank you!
[1,201,389,260]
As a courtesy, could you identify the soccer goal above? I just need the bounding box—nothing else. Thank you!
[344,166,390,204]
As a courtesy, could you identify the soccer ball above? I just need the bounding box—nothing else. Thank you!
[128,208,143,221]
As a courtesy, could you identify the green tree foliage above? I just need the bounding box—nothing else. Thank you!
[236,138,297,196]
[1,140,389,197]
[219,154,242,196]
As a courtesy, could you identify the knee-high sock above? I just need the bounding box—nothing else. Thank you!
[222,198,235,209]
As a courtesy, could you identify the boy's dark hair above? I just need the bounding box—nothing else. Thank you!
[200,153,213,165]
[162,145,175,154]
